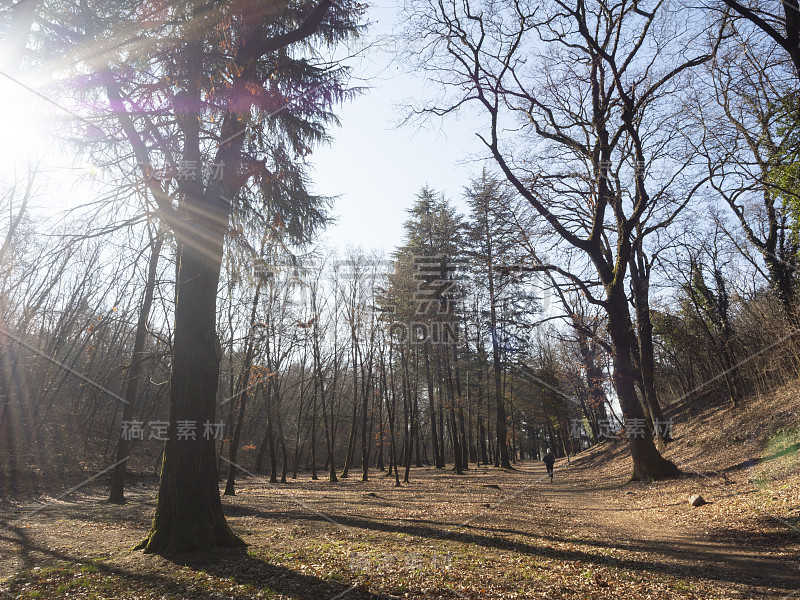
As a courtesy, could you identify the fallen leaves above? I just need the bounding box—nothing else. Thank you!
[1,407,798,600]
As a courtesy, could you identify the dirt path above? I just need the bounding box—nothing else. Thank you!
[2,458,798,599]
[532,458,799,597]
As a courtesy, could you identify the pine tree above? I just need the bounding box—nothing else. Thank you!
[386,187,464,471]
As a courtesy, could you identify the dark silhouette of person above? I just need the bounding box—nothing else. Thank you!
[543,448,555,480]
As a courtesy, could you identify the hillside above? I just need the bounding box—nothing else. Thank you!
[575,375,800,549]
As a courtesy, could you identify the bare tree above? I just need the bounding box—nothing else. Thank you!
[693,33,800,324]
[405,0,721,479]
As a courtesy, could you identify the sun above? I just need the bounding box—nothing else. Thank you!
[0,72,60,169]
[0,70,94,217]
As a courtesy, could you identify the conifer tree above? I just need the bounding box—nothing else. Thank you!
[34,0,365,552]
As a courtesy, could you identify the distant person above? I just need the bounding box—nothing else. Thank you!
[543,448,555,480]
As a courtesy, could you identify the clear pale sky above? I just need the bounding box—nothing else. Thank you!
[311,2,487,255]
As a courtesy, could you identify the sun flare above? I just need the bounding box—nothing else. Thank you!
[0,73,59,168]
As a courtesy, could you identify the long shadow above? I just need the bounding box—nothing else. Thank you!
[397,512,798,561]
[0,521,36,573]
[710,518,800,545]
[723,443,800,472]
[219,505,797,592]
[0,529,389,600]
[0,494,158,530]
[159,550,392,599]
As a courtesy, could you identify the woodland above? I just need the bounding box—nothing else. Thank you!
[0,0,799,598]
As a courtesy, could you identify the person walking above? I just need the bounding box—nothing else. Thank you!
[543,448,555,480]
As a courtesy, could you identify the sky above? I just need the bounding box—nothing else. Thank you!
[304,2,487,255]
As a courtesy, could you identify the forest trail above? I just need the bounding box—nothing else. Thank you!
[2,452,798,599]
[529,457,799,597]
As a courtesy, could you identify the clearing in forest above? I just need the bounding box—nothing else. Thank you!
[1,436,797,599]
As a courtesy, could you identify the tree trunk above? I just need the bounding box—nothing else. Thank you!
[136,228,243,553]
[224,274,264,496]
[311,379,319,480]
[402,346,416,483]
[466,370,477,464]
[377,370,385,471]
[424,345,441,468]
[265,382,279,483]
[493,338,511,469]
[479,420,488,465]
[607,295,680,482]
[341,351,358,478]
[508,379,516,462]
[629,248,668,442]
[275,383,289,483]
[361,353,371,481]
[453,345,469,469]
[292,359,308,479]
[254,386,271,474]
[414,405,423,467]
[386,345,401,487]
[108,230,163,504]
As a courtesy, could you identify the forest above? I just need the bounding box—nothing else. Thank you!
[0,0,798,598]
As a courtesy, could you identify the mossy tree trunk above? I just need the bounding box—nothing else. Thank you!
[607,291,680,482]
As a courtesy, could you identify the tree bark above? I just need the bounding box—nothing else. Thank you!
[108,229,162,504]
[629,245,668,442]
[136,225,243,552]
[424,344,441,468]
[607,294,680,482]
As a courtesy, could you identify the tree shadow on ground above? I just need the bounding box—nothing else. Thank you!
[218,506,798,592]
[708,519,800,545]
[723,443,800,473]
[0,525,388,600]
[159,549,391,599]
[0,495,157,530]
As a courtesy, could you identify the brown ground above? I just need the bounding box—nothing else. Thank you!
[0,385,798,599]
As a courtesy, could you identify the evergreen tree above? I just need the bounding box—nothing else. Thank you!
[33,0,365,552]
[463,169,538,469]
[385,187,465,471]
